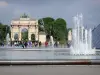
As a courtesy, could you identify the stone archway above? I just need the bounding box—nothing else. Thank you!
[11,14,38,41]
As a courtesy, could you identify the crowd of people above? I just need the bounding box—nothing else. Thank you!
[10,41,41,48]
[0,40,71,48]
[10,41,60,48]
[0,42,4,46]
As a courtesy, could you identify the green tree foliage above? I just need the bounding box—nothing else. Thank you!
[38,17,55,33]
[14,34,19,40]
[0,23,10,42]
[21,31,28,41]
[31,34,35,41]
[38,17,68,44]
[67,28,72,32]
[53,18,67,44]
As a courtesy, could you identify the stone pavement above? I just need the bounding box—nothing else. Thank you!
[0,65,100,75]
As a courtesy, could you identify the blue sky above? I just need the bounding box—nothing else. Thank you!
[0,0,100,28]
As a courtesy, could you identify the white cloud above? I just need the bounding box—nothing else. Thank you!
[0,1,8,7]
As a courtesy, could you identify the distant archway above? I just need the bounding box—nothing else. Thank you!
[11,14,38,41]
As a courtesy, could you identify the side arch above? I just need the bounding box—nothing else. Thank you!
[31,34,35,41]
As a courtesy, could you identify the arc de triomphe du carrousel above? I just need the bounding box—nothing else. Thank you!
[10,14,46,43]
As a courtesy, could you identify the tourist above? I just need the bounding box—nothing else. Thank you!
[54,41,58,47]
[28,41,32,47]
[14,42,16,46]
[45,41,48,47]
[32,42,34,47]
[22,42,24,48]
[2,42,4,46]
[24,42,28,48]
[39,41,42,47]
[34,41,38,47]
[67,42,70,48]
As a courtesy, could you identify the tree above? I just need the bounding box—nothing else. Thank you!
[53,18,67,44]
[31,34,35,41]
[38,17,68,44]
[21,31,28,41]
[38,17,55,34]
[14,34,19,40]
[68,28,72,32]
[0,23,10,42]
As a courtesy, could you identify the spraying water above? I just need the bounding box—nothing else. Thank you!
[50,36,54,47]
[6,33,10,46]
[71,14,95,55]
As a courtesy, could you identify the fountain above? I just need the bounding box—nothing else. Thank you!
[50,36,54,47]
[71,14,95,55]
[6,33,10,46]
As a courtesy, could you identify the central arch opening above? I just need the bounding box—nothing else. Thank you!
[31,34,35,41]
[21,28,28,41]
[14,33,19,41]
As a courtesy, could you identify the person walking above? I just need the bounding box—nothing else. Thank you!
[45,41,48,47]
[24,42,28,48]
[39,41,42,47]
[22,42,24,48]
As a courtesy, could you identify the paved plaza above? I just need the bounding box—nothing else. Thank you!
[0,65,100,75]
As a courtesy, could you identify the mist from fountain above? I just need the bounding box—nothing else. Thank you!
[6,33,10,46]
[50,36,54,48]
[71,14,95,55]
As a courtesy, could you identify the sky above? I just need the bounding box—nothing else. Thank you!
[0,0,100,28]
